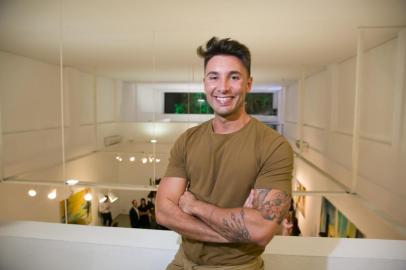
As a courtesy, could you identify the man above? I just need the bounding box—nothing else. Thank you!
[129,199,140,228]
[156,37,293,269]
[99,195,113,226]
[138,198,151,228]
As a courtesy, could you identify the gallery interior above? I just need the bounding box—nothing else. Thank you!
[0,1,405,269]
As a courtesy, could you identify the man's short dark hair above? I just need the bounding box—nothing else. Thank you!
[197,37,251,75]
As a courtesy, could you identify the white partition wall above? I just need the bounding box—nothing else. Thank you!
[283,29,406,239]
[0,221,405,270]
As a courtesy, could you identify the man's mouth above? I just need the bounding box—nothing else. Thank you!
[215,96,234,105]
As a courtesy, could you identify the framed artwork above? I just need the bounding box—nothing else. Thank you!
[60,188,92,225]
[319,197,364,238]
[294,179,306,218]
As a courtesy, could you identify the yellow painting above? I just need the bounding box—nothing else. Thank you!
[60,188,92,225]
[294,180,306,218]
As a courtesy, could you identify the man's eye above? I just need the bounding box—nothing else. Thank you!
[231,75,240,80]
[208,76,218,80]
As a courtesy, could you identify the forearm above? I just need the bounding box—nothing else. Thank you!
[190,202,278,246]
[156,198,229,243]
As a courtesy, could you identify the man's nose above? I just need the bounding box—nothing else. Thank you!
[218,77,230,92]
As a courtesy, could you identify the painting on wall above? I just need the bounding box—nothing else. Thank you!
[319,197,364,238]
[60,188,92,225]
[294,179,306,218]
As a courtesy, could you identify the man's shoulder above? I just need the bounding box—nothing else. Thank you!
[250,118,282,140]
[180,119,212,139]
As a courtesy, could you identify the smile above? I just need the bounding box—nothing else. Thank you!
[215,96,234,105]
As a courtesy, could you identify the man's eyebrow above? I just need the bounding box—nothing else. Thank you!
[206,70,243,76]
[229,71,242,75]
[206,71,219,76]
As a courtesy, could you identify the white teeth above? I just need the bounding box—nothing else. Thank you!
[216,97,231,104]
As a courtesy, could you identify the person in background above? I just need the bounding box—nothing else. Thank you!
[156,37,293,269]
[138,198,151,228]
[147,198,157,229]
[99,195,113,226]
[129,199,140,228]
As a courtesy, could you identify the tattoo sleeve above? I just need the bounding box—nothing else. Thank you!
[252,189,291,224]
[220,209,251,242]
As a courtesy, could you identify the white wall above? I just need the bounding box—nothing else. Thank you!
[0,51,124,179]
[283,30,406,238]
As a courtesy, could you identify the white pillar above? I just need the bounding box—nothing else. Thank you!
[351,30,364,194]
[392,28,406,150]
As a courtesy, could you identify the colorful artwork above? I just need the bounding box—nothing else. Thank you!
[320,197,364,238]
[294,179,306,218]
[60,188,92,225]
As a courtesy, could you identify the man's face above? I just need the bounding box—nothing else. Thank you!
[132,200,138,207]
[204,55,252,119]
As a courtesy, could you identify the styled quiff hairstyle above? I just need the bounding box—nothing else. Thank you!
[197,37,251,75]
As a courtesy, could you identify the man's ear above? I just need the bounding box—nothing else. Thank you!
[246,76,253,93]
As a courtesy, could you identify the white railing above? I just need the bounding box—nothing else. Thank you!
[0,221,405,270]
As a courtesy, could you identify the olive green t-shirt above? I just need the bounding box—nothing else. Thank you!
[165,117,293,266]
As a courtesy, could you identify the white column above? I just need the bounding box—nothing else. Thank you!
[351,30,364,194]
[297,70,306,156]
[392,28,406,150]
[0,99,3,182]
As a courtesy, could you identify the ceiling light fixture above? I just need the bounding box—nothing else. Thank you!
[48,189,57,200]
[108,191,118,203]
[84,192,93,201]
[65,179,79,186]
[150,139,157,144]
[99,193,108,203]
[28,189,37,197]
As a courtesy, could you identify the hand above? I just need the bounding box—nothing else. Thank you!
[179,191,198,215]
[281,218,293,236]
[243,189,255,208]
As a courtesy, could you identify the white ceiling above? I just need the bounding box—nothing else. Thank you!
[0,0,405,84]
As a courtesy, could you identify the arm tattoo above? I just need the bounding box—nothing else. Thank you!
[253,189,291,224]
[220,209,250,242]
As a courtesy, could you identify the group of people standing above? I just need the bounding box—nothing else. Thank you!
[129,198,156,229]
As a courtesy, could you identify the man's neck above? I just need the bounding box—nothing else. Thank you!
[212,112,251,134]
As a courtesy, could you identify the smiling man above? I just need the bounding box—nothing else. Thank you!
[156,37,293,270]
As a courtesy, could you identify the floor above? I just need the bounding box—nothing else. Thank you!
[113,214,131,228]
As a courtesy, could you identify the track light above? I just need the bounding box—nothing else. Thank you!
[84,192,92,201]
[65,179,79,186]
[108,191,118,203]
[48,189,57,200]
[99,193,108,203]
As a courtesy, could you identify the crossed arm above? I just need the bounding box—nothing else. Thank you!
[156,177,291,247]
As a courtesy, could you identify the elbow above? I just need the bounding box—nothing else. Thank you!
[252,228,276,247]
[155,206,168,227]
[255,235,273,247]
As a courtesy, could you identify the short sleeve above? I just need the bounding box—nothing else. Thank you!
[164,132,188,179]
[254,137,293,195]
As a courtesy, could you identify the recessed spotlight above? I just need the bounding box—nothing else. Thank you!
[155,158,161,163]
[28,189,37,197]
[150,139,157,144]
[129,156,135,162]
[48,189,57,200]
[141,157,148,164]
